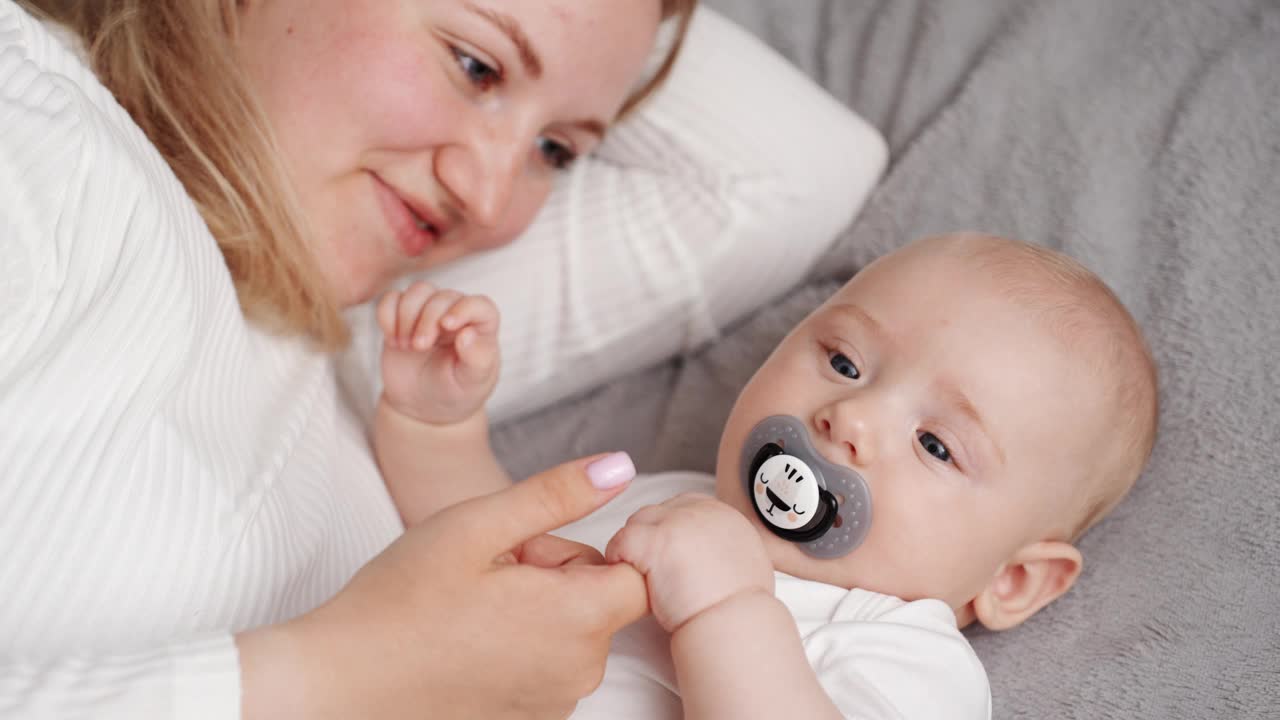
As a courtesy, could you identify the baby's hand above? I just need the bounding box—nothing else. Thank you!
[606,493,774,633]
[377,281,500,426]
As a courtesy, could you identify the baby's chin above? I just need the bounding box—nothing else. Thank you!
[761,531,865,588]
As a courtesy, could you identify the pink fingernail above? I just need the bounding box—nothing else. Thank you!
[587,452,635,490]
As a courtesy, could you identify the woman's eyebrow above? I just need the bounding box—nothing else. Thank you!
[461,3,610,137]
[570,119,607,141]
[464,2,543,78]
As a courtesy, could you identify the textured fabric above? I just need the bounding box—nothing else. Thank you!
[337,6,888,425]
[0,3,403,716]
[491,1,1280,717]
[557,472,991,720]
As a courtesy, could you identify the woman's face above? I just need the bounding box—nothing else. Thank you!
[235,0,663,306]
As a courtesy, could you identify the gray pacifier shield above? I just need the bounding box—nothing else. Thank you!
[741,415,872,559]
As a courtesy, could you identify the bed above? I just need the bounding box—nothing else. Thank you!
[492,0,1280,716]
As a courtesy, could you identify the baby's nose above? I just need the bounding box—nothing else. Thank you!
[816,411,874,467]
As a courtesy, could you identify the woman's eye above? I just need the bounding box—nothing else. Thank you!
[452,47,500,90]
[536,137,577,170]
[829,352,861,380]
[918,432,952,463]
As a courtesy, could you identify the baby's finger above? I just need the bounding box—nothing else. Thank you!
[376,290,402,340]
[604,523,657,574]
[662,492,717,510]
[454,326,499,384]
[622,504,668,529]
[411,289,464,351]
[396,282,438,349]
[440,295,500,336]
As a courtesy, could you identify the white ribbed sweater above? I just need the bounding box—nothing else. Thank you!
[0,3,403,717]
[0,1,887,716]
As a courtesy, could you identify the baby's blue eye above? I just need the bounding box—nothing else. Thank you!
[829,352,860,380]
[537,137,577,170]
[918,432,952,463]
[452,47,500,90]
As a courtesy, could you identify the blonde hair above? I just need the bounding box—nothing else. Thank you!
[18,0,698,351]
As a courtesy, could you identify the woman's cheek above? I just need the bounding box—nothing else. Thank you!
[490,178,554,247]
[355,43,460,143]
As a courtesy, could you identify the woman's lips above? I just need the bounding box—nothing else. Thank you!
[371,173,437,258]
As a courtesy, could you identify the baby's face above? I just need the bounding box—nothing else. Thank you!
[714,242,1104,613]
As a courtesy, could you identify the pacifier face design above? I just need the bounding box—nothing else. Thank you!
[741,415,873,559]
[753,455,822,530]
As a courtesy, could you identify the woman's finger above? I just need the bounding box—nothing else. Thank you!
[517,534,605,568]
[436,452,636,565]
[562,561,650,633]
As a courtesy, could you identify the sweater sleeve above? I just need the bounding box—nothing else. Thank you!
[338,5,888,422]
[1,13,245,717]
[0,636,242,720]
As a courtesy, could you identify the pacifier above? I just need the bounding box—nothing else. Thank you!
[740,415,872,559]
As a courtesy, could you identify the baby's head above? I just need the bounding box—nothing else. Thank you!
[713,233,1158,630]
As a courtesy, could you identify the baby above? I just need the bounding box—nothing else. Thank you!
[372,232,1159,719]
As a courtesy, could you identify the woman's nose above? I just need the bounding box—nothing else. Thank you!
[814,399,878,467]
[434,132,524,229]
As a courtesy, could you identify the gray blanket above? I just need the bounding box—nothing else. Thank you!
[493,1,1280,716]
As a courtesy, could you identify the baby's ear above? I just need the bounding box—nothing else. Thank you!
[971,541,1082,631]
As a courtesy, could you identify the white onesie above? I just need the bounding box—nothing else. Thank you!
[555,472,993,720]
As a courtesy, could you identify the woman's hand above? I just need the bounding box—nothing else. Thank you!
[239,453,646,720]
